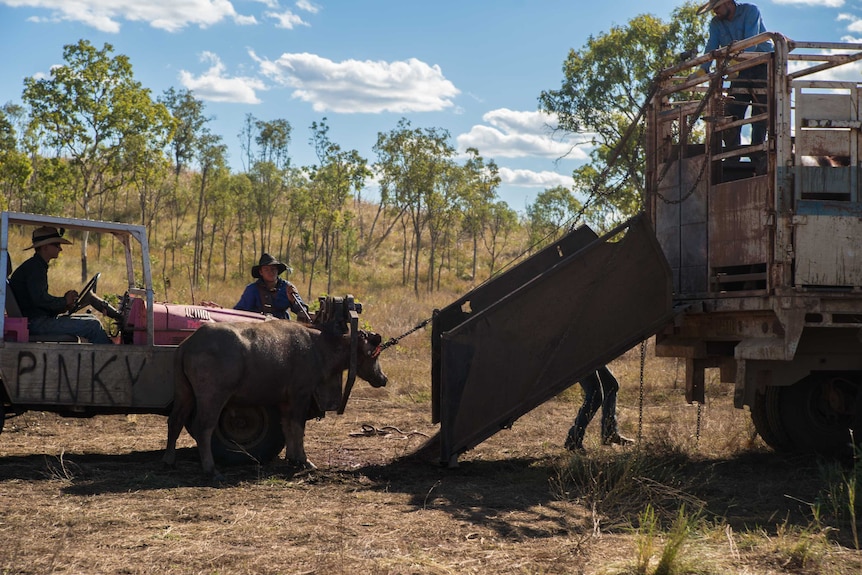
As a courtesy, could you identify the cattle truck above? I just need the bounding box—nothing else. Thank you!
[0,211,362,464]
[430,33,862,465]
[646,33,862,453]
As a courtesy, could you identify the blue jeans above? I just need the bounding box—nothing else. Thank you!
[29,315,112,344]
[725,64,768,148]
[568,365,620,448]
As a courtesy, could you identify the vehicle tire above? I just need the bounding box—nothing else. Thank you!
[751,386,791,451]
[778,373,856,454]
[211,403,285,466]
[852,387,862,449]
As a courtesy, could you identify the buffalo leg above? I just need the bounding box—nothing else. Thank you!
[281,394,314,468]
[163,369,196,467]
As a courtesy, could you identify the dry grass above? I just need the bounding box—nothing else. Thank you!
[2,341,861,574]
[2,222,862,573]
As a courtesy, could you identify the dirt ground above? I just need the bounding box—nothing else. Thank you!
[2,372,862,575]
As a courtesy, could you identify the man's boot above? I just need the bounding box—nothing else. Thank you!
[564,426,586,453]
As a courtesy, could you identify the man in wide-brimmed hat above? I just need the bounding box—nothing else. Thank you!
[234,253,311,321]
[692,0,772,153]
[9,226,121,344]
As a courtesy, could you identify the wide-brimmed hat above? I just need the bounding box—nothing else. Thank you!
[697,0,732,14]
[24,226,72,250]
[251,253,288,278]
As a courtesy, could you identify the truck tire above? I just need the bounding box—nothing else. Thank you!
[211,403,285,466]
[751,386,792,451]
[852,388,862,448]
[778,374,855,454]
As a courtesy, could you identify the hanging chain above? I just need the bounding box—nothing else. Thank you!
[638,338,646,448]
[652,52,737,206]
[695,402,703,445]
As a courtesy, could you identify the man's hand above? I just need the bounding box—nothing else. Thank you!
[64,290,78,311]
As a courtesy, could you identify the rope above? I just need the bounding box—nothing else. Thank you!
[349,424,429,439]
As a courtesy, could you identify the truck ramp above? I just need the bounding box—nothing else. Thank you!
[430,214,675,465]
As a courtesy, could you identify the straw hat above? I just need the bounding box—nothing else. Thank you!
[697,0,732,15]
[24,226,72,250]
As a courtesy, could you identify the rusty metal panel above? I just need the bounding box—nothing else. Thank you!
[430,225,599,424]
[433,215,674,464]
[708,176,771,269]
[654,157,709,294]
[794,200,862,287]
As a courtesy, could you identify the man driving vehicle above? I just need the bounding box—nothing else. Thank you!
[10,226,121,344]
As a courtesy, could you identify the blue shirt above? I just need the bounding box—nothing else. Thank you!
[701,4,772,72]
[234,278,306,320]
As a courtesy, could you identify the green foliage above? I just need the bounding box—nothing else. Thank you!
[538,2,706,230]
[526,185,582,249]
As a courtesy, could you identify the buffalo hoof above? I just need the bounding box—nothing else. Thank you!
[285,458,316,472]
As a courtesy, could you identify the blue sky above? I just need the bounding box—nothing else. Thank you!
[0,0,857,212]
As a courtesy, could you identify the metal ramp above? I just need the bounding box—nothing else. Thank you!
[430,214,675,465]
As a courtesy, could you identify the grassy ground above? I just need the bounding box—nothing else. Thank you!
[1,336,861,574]
[2,222,861,573]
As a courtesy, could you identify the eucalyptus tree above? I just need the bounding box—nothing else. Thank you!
[538,2,704,229]
[373,118,456,294]
[482,200,518,277]
[526,185,582,250]
[307,119,370,294]
[191,130,228,285]
[22,40,172,281]
[160,88,207,177]
[459,148,501,280]
[240,115,292,253]
[0,105,31,211]
[427,160,466,291]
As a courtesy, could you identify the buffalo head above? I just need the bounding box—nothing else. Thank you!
[357,330,388,388]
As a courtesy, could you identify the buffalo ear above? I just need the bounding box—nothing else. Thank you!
[369,332,382,346]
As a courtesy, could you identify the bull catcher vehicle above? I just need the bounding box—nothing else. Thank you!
[0,211,367,465]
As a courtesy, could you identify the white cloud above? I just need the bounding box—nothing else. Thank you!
[296,0,320,14]
[498,167,573,189]
[251,52,460,113]
[6,0,251,33]
[178,51,266,104]
[457,108,594,160]
[773,0,844,6]
[265,9,307,29]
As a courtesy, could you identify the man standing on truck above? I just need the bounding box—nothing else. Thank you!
[10,226,117,344]
[693,0,772,152]
[235,253,311,322]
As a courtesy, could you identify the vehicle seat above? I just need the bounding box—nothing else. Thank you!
[5,261,81,343]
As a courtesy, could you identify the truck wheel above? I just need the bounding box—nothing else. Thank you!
[751,386,791,451]
[211,404,285,466]
[852,388,862,448]
[778,374,855,454]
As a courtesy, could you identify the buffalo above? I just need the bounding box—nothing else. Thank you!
[162,320,388,477]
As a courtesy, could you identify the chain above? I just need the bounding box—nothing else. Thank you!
[652,52,738,207]
[379,316,433,352]
[638,339,646,448]
[695,402,703,445]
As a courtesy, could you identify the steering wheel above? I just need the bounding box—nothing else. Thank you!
[67,273,101,314]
